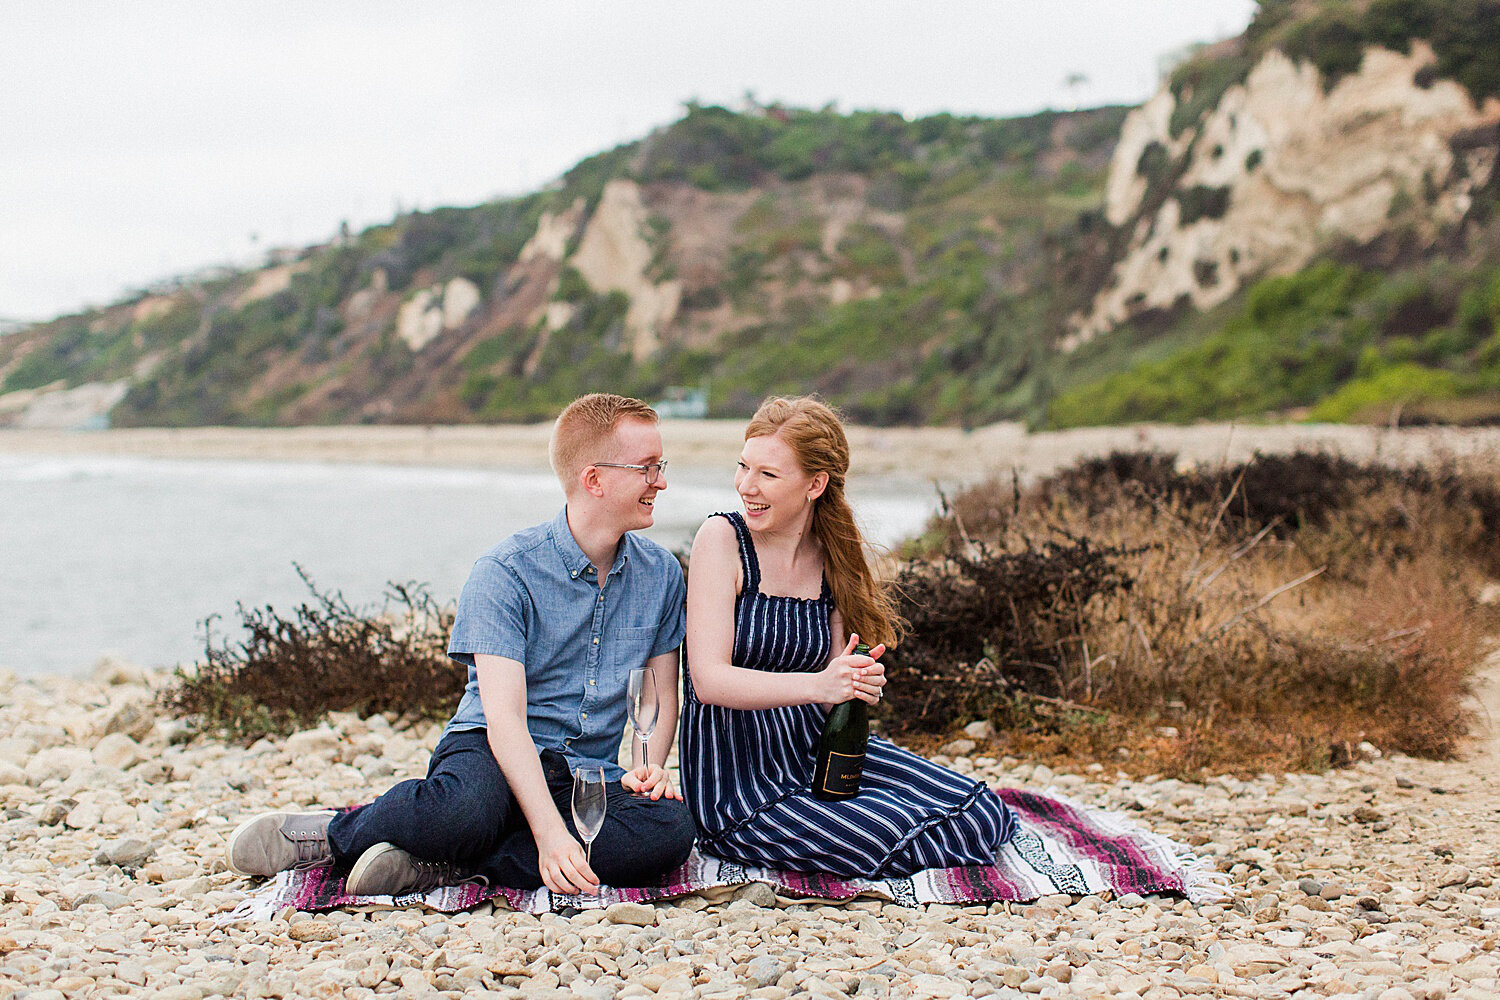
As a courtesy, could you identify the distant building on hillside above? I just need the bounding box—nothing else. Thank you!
[653,384,708,419]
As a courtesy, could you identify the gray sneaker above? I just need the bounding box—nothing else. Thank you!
[345,842,477,896]
[225,810,335,876]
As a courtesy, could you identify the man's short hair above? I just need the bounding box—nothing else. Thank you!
[550,393,659,494]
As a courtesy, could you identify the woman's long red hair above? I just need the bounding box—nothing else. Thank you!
[745,396,906,649]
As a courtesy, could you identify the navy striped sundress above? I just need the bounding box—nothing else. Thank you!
[679,511,1016,878]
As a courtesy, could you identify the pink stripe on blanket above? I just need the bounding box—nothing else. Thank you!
[230,788,1225,919]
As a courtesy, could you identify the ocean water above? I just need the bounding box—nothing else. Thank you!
[0,453,940,676]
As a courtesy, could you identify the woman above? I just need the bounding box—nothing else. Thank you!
[680,396,1016,878]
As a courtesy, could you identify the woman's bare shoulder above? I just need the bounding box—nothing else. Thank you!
[692,513,738,550]
[690,515,743,594]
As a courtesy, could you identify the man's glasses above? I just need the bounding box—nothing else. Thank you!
[593,461,668,486]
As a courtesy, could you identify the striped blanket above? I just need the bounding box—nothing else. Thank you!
[227,788,1226,920]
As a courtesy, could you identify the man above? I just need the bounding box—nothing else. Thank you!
[226,393,696,895]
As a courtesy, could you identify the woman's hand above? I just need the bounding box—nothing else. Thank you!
[622,763,681,801]
[816,633,888,706]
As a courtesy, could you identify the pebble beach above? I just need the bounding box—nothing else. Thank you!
[5,421,1499,998]
[2,652,1497,1000]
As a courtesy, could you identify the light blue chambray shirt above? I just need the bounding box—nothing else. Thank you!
[444,506,686,780]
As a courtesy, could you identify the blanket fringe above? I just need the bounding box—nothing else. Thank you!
[222,785,1231,918]
[216,873,293,926]
[1035,785,1235,904]
[1177,853,1235,905]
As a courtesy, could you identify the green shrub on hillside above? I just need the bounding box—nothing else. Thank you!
[561,145,638,210]
[457,289,639,421]
[3,319,94,392]
[1164,0,1500,148]
[554,265,591,303]
[1307,362,1467,421]
[1174,185,1231,224]
[0,296,200,394]
[1280,5,1369,91]
[116,256,354,426]
[1167,49,1257,137]
[1049,258,1500,428]
[633,102,1121,194]
[1366,0,1500,103]
[1049,264,1371,425]
[835,223,905,285]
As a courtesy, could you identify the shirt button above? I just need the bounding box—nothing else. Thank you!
[592,638,599,644]
[582,712,588,719]
[589,679,596,685]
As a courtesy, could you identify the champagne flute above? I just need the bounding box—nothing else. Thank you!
[627,667,660,775]
[570,766,607,870]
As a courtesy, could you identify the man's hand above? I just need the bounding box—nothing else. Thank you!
[622,763,680,801]
[536,827,600,895]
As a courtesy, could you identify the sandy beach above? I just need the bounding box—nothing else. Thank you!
[2,421,1498,484]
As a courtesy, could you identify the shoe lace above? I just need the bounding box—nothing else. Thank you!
[284,822,331,868]
[411,858,487,891]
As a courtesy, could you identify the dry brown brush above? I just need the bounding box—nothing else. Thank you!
[884,449,1498,775]
[161,566,462,741]
[161,451,1496,774]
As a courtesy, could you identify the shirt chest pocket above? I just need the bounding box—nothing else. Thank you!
[608,625,659,673]
[613,624,657,645]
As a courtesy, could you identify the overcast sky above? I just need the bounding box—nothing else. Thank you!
[1,1,1256,324]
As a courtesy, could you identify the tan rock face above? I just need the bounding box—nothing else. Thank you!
[130,294,180,324]
[1104,90,1190,229]
[5,380,130,430]
[396,277,482,352]
[234,261,311,309]
[571,179,682,362]
[440,277,481,330]
[519,199,586,263]
[1069,43,1500,349]
[396,288,443,352]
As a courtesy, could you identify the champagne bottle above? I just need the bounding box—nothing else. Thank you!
[812,643,871,801]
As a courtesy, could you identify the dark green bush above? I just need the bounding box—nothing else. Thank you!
[1135,141,1171,182]
[1175,185,1231,225]
[1167,49,1256,137]
[883,536,1137,732]
[1282,8,1368,91]
[1367,0,1500,104]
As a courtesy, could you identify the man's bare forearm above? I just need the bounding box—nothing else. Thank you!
[484,717,568,841]
[474,653,569,844]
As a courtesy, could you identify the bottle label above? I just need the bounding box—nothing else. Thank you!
[819,750,864,797]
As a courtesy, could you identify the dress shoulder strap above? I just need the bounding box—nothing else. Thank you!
[711,511,760,590]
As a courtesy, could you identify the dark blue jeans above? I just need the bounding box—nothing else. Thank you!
[326,728,696,889]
